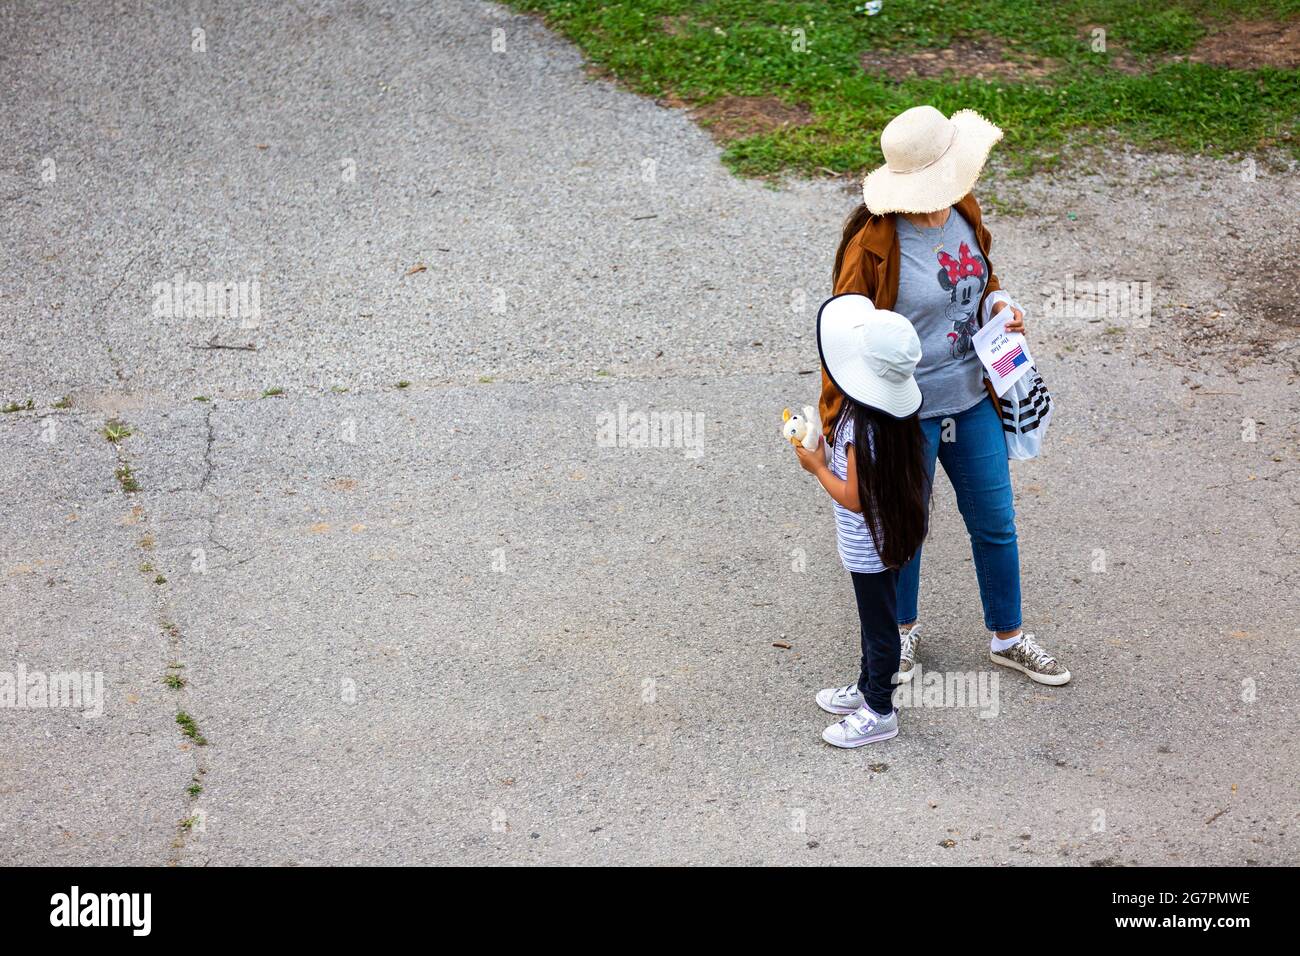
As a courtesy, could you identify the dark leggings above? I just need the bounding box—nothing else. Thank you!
[850,568,901,716]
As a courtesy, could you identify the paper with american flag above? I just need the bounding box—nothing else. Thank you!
[993,344,1027,376]
[972,318,1035,397]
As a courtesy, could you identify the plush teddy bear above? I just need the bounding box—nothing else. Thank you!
[782,405,821,452]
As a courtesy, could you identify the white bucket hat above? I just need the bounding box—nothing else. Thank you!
[862,106,1003,215]
[818,293,922,419]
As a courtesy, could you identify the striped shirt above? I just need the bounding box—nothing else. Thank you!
[830,416,885,573]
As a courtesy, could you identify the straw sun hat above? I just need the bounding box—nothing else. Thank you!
[861,106,1003,215]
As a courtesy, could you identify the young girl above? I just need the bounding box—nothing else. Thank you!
[794,293,930,748]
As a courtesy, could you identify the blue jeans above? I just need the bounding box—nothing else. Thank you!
[897,396,1022,633]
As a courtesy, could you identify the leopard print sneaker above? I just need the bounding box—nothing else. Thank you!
[989,633,1071,685]
[896,624,921,684]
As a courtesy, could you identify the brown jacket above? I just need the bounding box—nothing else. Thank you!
[820,192,1002,440]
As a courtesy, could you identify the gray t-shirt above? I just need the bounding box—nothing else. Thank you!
[894,208,989,419]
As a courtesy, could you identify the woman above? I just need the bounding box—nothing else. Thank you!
[819,105,1071,687]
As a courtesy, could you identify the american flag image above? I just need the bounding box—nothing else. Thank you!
[992,345,1027,377]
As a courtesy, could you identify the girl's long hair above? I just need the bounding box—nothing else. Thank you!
[843,399,930,570]
[833,204,874,290]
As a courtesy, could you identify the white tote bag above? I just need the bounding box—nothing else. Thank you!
[997,365,1053,460]
[981,292,1053,460]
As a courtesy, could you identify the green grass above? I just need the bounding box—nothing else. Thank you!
[175,711,208,746]
[2,399,35,413]
[102,418,132,442]
[261,386,284,398]
[115,464,141,493]
[507,0,1300,176]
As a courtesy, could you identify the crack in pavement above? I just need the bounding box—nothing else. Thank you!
[191,405,253,569]
[97,414,216,864]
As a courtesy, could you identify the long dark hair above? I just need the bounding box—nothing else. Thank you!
[842,398,930,570]
[833,204,874,290]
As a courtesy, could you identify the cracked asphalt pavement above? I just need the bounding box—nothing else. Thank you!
[1,1,1297,865]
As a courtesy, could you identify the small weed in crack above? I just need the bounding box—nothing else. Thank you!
[116,464,141,493]
[102,418,133,442]
[176,711,207,746]
[261,386,284,398]
[2,399,35,413]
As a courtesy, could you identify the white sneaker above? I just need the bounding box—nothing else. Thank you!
[822,706,899,749]
[815,683,864,715]
[897,624,921,683]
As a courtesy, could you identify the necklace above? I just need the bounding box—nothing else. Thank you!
[930,215,947,254]
[901,209,951,253]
